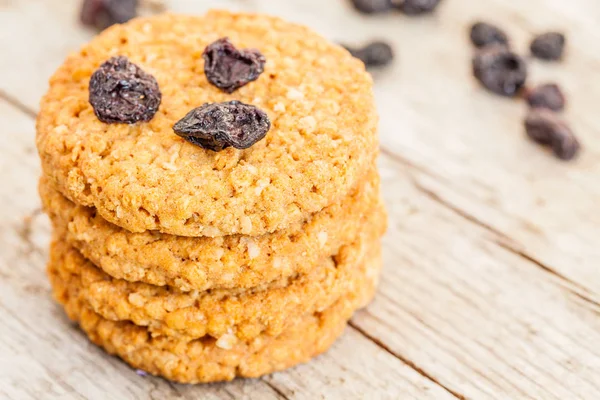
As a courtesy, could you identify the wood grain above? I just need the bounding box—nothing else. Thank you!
[1,0,599,398]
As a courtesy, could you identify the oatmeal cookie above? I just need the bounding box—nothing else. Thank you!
[36,11,377,237]
[48,246,382,383]
[40,167,382,292]
[47,214,384,341]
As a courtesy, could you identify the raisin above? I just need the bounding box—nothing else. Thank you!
[349,0,392,14]
[472,46,527,97]
[525,109,580,161]
[80,0,138,31]
[203,38,266,93]
[392,0,442,15]
[470,22,509,49]
[530,32,565,61]
[89,56,161,124]
[524,83,566,112]
[173,101,271,152]
[344,41,394,68]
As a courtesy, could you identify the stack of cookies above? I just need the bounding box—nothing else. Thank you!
[36,11,385,383]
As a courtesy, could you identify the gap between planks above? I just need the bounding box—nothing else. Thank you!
[348,323,465,400]
[0,89,38,119]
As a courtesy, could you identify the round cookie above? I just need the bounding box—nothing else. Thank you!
[48,246,382,383]
[36,11,378,237]
[40,168,382,292]
[47,214,384,341]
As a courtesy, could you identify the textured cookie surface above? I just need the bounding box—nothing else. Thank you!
[36,11,377,237]
[40,167,382,292]
[48,246,382,383]
[48,211,384,341]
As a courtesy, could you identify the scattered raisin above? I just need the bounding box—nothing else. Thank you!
[470,22,509,49]
[472,46,527,97]
[392,0,442,15]
[173,101,271,152]
[344,41,394,68]
[89,56,161,124]
[524,84,565,111]
[530,32,565,61]
[525,109,580,161]
[203,38,266,93]
[80,0,138,31]
[349,0,392,14]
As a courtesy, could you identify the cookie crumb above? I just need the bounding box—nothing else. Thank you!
[128,293,146,307]
[273,102,286,112]
[286,88,304,101]
[216,331,238,350]
[247,240,260,259]
[299,116,317,133]
[240,216,253,234]
[318,232,329,248]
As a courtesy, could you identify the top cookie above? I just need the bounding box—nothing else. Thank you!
[36,11,377,237]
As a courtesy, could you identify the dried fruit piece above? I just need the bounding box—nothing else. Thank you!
[525,109,580,161]
[89,56,161,124]
[349,0,392,14]
[392,0,442,15]
[472,46,527,97]
[470,22,509,49]
[173,101,271,152]
[344,41,394,68]
[80,0,138,31]
[524,83,566,111]
[203,38,266,93]
[530,32,565,61]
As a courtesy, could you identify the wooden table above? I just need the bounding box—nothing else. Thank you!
[1,0,599,398]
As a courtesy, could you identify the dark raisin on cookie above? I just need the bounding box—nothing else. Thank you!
[173,101,271,152]
[349,0,392,14]
[525,109,580,161]
[80,0,138,31]
[203,38,266,93]
[344,41,394,68]
[470,22,509,49]
[472,46,527,97]
[89,56,161,124]
[392,0,442,15]
[530,32,566,61]
[524,83,566,112]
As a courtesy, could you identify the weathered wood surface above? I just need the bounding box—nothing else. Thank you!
[1,0,599,398]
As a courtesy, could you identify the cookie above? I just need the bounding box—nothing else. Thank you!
[48,246,382,383]
[47,210,384,341]
[40,167,382,292]
[36,11,378,237]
